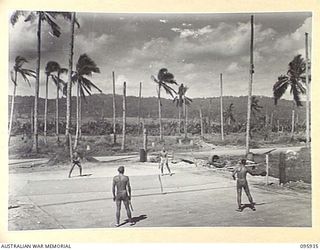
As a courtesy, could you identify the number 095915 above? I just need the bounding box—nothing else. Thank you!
[300,244,319,248]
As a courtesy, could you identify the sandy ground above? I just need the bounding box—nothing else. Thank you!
[8,151,311,230]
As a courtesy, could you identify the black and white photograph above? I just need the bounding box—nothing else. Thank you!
[8,10,312,231]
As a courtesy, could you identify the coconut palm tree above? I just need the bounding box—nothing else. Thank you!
[273,54,308,138]
[44,61,60,143]
[11,11,75,153]
[251,96,263,118]
[273,55,307,107]
[72,54,101,149]
[9,56,35,143]
[151,68,177,141]
[51,65,68,141]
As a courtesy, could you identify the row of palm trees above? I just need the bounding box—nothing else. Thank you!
[10,11,102,155]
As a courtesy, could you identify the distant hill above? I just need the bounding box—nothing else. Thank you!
[9,94,306,124]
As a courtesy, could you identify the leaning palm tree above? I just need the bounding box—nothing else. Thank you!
[9,56,36,143]
[51,65,68,142]
[44,61,60,143]
[11,11,75,153]
[151,68,177,141]
[72,54,101,149]
[273,54,307,138]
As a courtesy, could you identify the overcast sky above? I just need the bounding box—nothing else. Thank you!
[9,11,311,100]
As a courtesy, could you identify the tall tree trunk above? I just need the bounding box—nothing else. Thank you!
[220,73,224,141]
[55,80,59,141]
[74,82,80,149]
[158,84,163,141]
[8,71,18,144]
[33,12,42,153]
[200,108,204,138]
[138,81,142,134]
[246,15,254,155]
[121,82,126,151]
[66,12,75,157]
[291,108,295,139]
[44,74,49,144]
[184,96,187,139]
[305,32,310,148]
[79,93,82,138]
[178,106,181,135]
[112,71,116,144]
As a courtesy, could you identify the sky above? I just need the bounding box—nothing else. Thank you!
[8,11,312,100]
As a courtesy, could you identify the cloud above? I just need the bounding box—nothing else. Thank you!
[273,17,311,54]
[226,62,241,74]
[182,23,192,27]
[159,19,168,23]
[171,25,213,38]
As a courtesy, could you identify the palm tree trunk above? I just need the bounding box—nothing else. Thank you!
[291,108,295,139]
[33,12,42,153]
[66,12,75,156]
[121,82,126,151]
[305,32,310,147]
[112,71,116,144]
[8,71,18,144]
[184,96,187,139]
[220,73,224,141]
[74,82,80,149]
[44,74,49,144]
[79,93,82,139]
[56,84,59,141]
[158,84,163,141]
[200,108,204,138]
[178,106,181,135]
[246,15,254,155]
[138,81,142,134]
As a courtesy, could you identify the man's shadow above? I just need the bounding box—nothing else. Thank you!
[241,202,266,211]
[119,215,147,227]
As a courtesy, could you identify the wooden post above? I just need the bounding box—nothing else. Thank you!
[112,71,117,144]
[279,152,286,185]
[138,82,142,134]
[265,154,269,185]
[143,128,148,151]
[291,109,295,138]
[277,119,280,132]
[305,33,310,148]
[121,81,126,151]
[246,15,254,155]
[200,108,204,138]
[220,73,224,141]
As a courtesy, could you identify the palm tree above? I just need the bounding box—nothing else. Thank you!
[273,54,308,138]
[251,96,263,118]
[44,61,60,143]
[11,11,74,153]
[151,68,177,141]
[72,54,101,149]
[224,103,236,126]
[173,83,191,135]
[9,56,35,143]
[51,65,68,141]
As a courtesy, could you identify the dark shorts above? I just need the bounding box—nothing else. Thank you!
[73,160,81,165]
[237,179,248,189]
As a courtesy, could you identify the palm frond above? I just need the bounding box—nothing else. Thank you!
[24,12,37,23]
[82,77,102,93]
[43,12,61,37]
[45,61,60,74]
[76,54,100,76]
[10,11,29,25]
[160,82,176,98]
[273,75,289,105]
[292,85,303,106]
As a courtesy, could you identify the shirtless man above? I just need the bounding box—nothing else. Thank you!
[232,159,256,212]
[112,166,134,227]
[159,147,172,176]
[68,150,82,178]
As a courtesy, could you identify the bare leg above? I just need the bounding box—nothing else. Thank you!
[68,164,76,178]
[237,183,242,209]
[166,162,172,174]
[123,200,132,221]
[116,200,121,226]
[244,183,255,209]
[78,163,82,176]
[160,162,164,175]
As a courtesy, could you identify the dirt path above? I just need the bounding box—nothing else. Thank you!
[8,158,311,230]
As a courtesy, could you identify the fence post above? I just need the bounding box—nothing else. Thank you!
[265,154,269,185]
[140,128,148,162]
[279,152,286,185]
